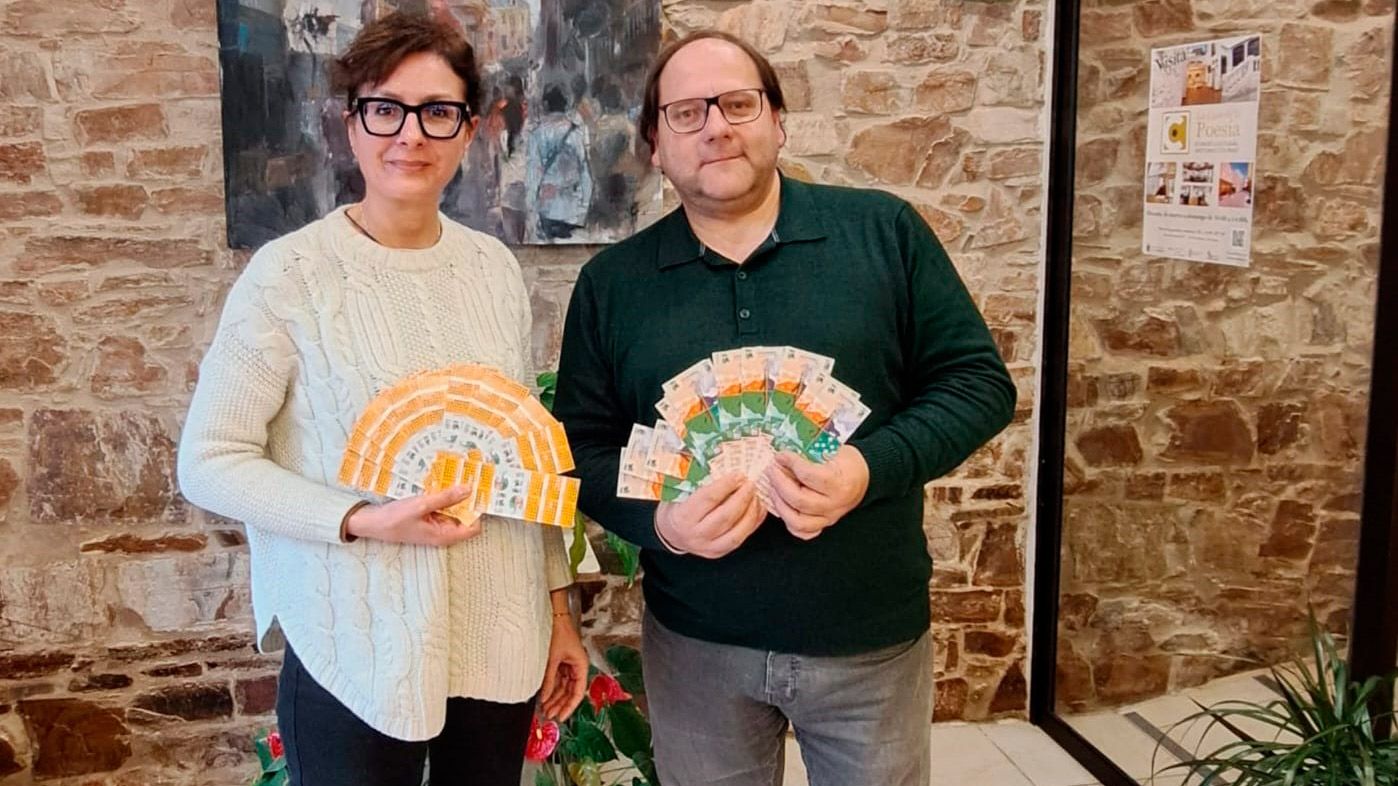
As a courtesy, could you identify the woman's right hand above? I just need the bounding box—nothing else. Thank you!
[345,486,484,546]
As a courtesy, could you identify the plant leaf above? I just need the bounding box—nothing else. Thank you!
[568,513,588,578]
[573,693,598,724]
[604,531,640,585]
[1161,611,1398,786]
[609,702,652,760]
[253,731,274,770]
[537,371,558,411]
[564,721,617,763]
[568,761,603,786]
[605,645,646,696]
[630,748,660,784]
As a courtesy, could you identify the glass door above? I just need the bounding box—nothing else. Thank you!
[1031,0,1398,782]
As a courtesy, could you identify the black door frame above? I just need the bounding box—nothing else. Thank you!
[1028,0,1398,781]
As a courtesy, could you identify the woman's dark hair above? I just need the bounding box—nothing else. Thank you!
[331,11,483,119]
[636,30,786,158]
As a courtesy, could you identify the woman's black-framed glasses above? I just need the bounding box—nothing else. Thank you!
[660,88,766,134]
[352,97,471,139]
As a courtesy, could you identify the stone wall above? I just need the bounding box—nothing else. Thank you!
[0,0,1044,781]
[1056,0,1392,713]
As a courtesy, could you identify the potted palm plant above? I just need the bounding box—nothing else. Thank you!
[1154,618,1397,785]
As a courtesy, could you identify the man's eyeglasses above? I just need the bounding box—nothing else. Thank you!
[352,97,472,139]
[659,88,766,134]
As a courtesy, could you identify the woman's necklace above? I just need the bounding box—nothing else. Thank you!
[346,206,442,247]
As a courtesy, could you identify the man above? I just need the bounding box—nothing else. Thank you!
[553,30,1016,786]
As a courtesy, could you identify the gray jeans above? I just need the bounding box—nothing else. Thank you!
[641,611,933,786]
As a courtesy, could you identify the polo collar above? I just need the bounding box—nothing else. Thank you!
[654,173,828,270]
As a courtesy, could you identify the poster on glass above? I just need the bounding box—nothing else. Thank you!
[1142,34,1260,267]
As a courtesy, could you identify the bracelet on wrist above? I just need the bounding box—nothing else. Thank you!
[340,500,371,543]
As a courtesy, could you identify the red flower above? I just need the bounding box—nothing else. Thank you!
[587,673,632,712]
[267,731,284,760]
[525,715,560,761]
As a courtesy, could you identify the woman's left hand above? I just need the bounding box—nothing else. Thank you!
[539,615,589,721]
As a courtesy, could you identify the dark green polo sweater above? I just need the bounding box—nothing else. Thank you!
[553,176,1016,656]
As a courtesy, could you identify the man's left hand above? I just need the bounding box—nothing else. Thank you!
[764,445,870,541]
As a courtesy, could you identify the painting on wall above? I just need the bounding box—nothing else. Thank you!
[216,0,662,248]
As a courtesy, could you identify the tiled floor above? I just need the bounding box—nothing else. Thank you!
[778,669,1289,785]
[586,716,1206,786]
[566,667,1289,786]
[1060,668,1283,784]
[781,720,1102,786]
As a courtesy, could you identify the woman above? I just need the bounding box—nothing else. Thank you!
[178,12,587,785]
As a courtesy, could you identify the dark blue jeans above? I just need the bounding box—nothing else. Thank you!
[276,644,536,786]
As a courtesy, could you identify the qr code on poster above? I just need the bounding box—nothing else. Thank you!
[1231,229,1246,248]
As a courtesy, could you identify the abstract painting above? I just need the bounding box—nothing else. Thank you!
[216,0,662,248]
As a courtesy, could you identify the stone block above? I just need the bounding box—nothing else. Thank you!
[235,676,277,716]
[886,32,959,64]
[20,235,212,274]
[74,104,168,145]
[0,142,45,184]
[1278,24,1334,87]
[0,562,104,644]
[848,116,952,184]
[74,185,149,219]
[914,70,977,115]
[17,698,130,778]
[131,683,234,721]
[0,52,52,101]
[90,336,169,398]
[1161,400,1256,464]
[1076,425,1144,467]
[27,409,181,524]
[115,552,250,631]
[841,70,901,115]
[933,677,968,721]
[932,590,1003,624]
[0,106,42,136]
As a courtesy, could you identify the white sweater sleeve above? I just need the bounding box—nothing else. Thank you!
[177,249,363,544]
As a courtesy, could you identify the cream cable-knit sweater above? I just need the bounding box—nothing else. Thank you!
[178,206,572,741]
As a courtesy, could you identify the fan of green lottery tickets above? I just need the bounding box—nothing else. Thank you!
[616,346,870,505]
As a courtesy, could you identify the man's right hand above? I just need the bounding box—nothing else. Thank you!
[654,474,766,559]
[345,486,484,547]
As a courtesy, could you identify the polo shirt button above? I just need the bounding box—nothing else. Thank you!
[739,308,751,319]
[737,271,748,280]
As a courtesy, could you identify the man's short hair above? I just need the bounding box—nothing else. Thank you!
[636,30,787,159]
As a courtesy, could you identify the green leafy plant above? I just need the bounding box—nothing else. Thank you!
[1154,617,1398,785]
[528,644,660,786]
[537,370,559,412]
[536,371,642,586]
[249,728,288,786]
[532,371,657,784]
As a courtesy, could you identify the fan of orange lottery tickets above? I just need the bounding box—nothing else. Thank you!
[337,364,579,528]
